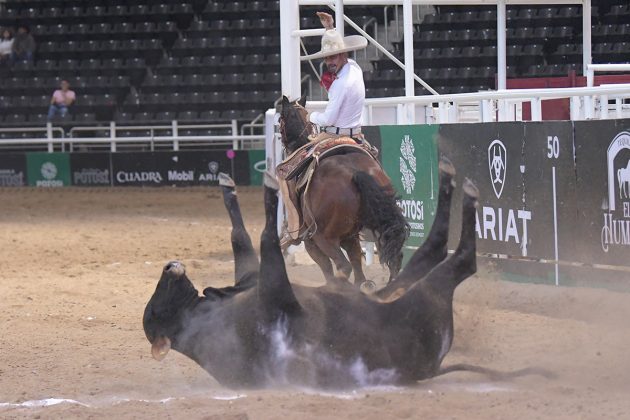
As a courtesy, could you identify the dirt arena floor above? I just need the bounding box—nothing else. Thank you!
[1,187,630,419]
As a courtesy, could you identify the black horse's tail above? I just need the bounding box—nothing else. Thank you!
[352,171,409,278]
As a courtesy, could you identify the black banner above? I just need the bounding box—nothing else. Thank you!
[573,118,630,266]
[0,153,26,187]
[70,153,112,186]
[438,122,531,258]
[111,151,250,187]
[522,121,577,261]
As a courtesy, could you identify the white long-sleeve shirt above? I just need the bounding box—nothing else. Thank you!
[0,38,13,56]
[309,59,365,129]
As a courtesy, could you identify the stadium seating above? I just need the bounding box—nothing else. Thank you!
[0,0,629,129]
[369,1,629,95]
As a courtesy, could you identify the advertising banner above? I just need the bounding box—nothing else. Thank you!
[0,153,27,187]
[573,118,630,266]
[247,150,266,186]
[26,152,71,187]
[522,121,577,262]
[438,123,530,258]
[379,124,439,255]
[111,150,250,187]
[70,153,112,186]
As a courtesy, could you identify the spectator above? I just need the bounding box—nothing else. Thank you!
[11,24,35,65]
[47,80,76,120]
[0,28,13,66]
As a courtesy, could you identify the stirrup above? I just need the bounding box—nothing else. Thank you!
[280,230,301,249]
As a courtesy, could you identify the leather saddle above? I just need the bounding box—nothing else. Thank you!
[276,136,379,241]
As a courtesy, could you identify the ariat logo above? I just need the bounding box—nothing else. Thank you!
[488,139,506,199]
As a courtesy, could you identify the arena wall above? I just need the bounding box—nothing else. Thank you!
[368,118,630,289]
[4,118,630,288]
[0,149,266,187]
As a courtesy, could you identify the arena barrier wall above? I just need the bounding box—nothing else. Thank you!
[376,118,630,289]
[0,150,268,188]
[3,120,629,288]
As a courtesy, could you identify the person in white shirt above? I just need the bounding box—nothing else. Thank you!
[302,12,367,141]
[0,28,13,66]
[278,13,370,248]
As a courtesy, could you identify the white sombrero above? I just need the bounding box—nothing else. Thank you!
[301,29,368,61]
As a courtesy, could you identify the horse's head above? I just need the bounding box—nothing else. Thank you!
[280,95,314,154]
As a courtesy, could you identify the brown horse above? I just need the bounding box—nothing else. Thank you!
[278,95,408,286]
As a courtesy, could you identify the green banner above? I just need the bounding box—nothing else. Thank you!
[248,150,266,186]
[379,125,440,261]
[26,152,71,187]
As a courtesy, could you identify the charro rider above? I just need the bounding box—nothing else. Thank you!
[304,11,368,141]
[278,12,369,247]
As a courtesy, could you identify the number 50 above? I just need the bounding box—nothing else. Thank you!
[547,136,559,159]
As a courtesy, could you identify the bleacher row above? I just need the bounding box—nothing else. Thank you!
[0,0,629,129]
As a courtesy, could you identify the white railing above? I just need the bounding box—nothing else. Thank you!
[0,120,265,153]
[302,84,630,125]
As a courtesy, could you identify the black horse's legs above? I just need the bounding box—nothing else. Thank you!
[410,178,479,299]
[311,233,352,283]
[259,184,301,315]
[341,236,366,286]
[220,174,259,286]
[304,239,335,281]
[375,157,456,299]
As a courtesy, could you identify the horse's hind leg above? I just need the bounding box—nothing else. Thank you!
[304,239,335,282]
[341,236,366,286]
[220,173,259,287]
[311,233,353,284]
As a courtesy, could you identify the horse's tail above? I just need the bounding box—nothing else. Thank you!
[352,171,409,277]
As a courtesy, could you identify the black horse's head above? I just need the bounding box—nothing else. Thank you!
[143,261,199,361]
[279,95,314,154]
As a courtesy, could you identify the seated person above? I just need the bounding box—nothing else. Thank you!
[47,80,76,120]
[0,28,13,66]
[11,25,35,64]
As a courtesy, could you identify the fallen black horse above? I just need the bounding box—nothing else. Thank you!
[143,159,481,389]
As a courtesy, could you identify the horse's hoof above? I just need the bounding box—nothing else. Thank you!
[263,171,279,190]
[218,172,236,188]
[359,280,377,294]
[463,177,479,200]
[439,156,456,178]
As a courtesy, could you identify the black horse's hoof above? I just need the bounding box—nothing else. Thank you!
[263,171,279,190]
[218,172,236,188]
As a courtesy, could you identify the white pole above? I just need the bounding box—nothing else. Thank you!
[335,0,344,37]
[531,98,542,121]
[280,0,301,100]
[172,120,179,151]
[46,122,54,153]
[403,0,415,123]
[109,121,116,152]
[583,0,593,115]
[582,0,592,77]
[497,0,506,90]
